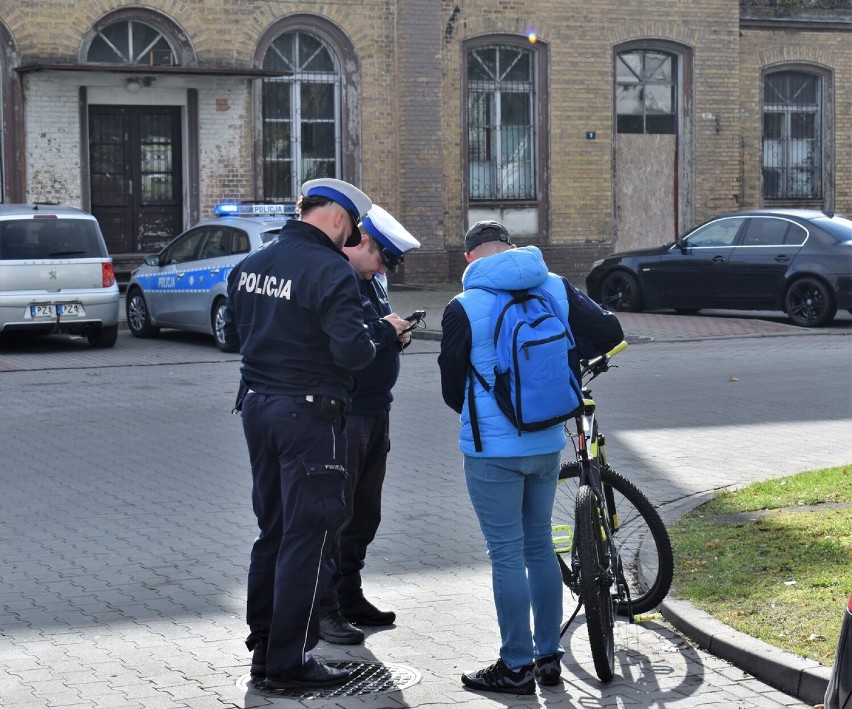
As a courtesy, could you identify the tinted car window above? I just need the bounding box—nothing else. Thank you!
[740,217,794,247]
[163,228,206,264]
[198,228,232,259]
[812,215,852,242]
[0,218,107,260]
[234,231,250,254]
[685,217,744,247]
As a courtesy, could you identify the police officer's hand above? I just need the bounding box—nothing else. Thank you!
[384,313,412,345]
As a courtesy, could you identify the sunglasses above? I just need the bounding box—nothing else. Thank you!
[378,247,403,272]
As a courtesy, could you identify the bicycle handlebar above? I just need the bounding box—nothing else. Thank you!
[580,340,628,381]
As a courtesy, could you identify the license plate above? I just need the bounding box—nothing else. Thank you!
[31,304,56,318]
[58,303,82,316]
[29,303,83,318]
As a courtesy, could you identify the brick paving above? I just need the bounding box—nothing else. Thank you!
[0,303,850,708]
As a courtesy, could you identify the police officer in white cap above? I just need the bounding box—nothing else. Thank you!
[318,205,421,644]
[224,178,376,689]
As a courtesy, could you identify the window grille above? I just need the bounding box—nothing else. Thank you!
[467,44,535,200]
[87,20,177,66]
[762,71,822,200]
[262,32,340,201]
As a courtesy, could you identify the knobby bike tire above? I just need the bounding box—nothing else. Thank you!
[574,484,615,682]
[554,462,673,615]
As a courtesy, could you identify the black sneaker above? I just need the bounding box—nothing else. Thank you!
[250,643,267,678]
[533,654,562,686]
[319,610,365,645]
[461,659,535,695]
[340,596,396,626]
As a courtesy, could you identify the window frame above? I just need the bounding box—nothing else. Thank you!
[80,9,193,67]
[461,34,548,215]
[761,66,832,205]
[253,15,361,201]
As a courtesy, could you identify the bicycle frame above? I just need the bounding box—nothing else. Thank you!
[561,342,633,623]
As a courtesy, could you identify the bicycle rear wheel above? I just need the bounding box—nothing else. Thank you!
[554,462,673,615]
[575,484,615,682]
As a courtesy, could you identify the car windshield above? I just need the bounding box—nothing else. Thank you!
[0,218,107,260]
[811,215,852,243]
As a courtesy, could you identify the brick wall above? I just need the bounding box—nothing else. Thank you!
[4,0,850,286]
[23,75,82,204]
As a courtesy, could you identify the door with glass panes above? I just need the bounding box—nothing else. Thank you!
[89,105,182,255]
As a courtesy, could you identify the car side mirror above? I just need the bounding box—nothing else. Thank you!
[675,237,687,253]
[144,254,161,267]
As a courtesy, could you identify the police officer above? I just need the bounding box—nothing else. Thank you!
[318,206,421,644]
[224,178,376,690]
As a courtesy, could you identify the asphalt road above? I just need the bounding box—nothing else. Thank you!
[0,315,850,708]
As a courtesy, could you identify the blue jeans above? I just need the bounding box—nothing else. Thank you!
[464,452,564,669]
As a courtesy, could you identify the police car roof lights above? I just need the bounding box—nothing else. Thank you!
[214,201,296,218]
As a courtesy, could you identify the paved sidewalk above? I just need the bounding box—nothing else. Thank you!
[2,296,850,708]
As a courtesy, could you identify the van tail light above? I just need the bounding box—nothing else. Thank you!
[102,262,116,288]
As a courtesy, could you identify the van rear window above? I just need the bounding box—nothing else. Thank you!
[0,219,108,260]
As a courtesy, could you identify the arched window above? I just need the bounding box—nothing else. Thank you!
[86,18,178,66]
[467,42,537,200]
[762,70,822,200]
[261,31,340,200]
[616,50,677,134]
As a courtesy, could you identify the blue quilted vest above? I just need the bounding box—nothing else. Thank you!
[455,247,569,457]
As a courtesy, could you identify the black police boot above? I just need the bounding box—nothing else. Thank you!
[319,610,364,645]
[341,596,396,626]
[265,659,351,689]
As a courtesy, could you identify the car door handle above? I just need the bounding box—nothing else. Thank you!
[774,255,790,263]
[176,272,185,277]
[210,268,220,275]
[712,255,727,263]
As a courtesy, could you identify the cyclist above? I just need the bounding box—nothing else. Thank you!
[438,221,623,694]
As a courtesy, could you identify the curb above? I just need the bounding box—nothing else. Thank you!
[662,597,831,705]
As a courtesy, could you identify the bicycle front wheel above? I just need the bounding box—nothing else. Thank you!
[554,462,673,615]
[575,484,615,682]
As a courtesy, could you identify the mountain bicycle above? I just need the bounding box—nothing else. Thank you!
[552,340,673,682]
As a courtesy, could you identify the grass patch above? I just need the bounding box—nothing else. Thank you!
[669,465,852,665]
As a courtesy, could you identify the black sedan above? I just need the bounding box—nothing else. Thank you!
[586,209,852,327]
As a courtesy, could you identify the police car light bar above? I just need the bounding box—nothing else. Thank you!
[214,202,296,217]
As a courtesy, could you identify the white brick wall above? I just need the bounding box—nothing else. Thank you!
[24,74,82,205]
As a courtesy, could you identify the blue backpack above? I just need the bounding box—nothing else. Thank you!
[470,287,583,449]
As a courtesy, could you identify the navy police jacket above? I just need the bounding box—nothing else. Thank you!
[223,219,375,402]
[350,276,405,415]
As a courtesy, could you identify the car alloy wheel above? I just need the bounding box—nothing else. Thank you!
[784,277,836,328]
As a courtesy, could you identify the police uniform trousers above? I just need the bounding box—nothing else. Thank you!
[241,392,347,675]
[321,410,390,613]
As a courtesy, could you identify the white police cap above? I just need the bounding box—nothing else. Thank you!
[361,205,421,257]
[300,178,372,247]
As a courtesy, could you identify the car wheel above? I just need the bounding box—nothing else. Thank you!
[87,324,118,348]
[126,287,160,338]
[212,297,234,352]
[599,271,644,312]
[784,277,836,327]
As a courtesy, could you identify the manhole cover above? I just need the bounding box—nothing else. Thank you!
[241,661,421,699]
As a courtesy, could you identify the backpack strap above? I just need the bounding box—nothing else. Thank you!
[467,370,484,453]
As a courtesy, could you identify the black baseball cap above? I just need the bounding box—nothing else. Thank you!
[464,220,512,253]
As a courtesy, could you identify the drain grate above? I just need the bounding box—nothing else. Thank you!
[243,661,421,699]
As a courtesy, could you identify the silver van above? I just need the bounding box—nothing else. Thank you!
[0,204,120,347]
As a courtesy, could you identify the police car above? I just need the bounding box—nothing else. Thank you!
[125,203,294,350]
